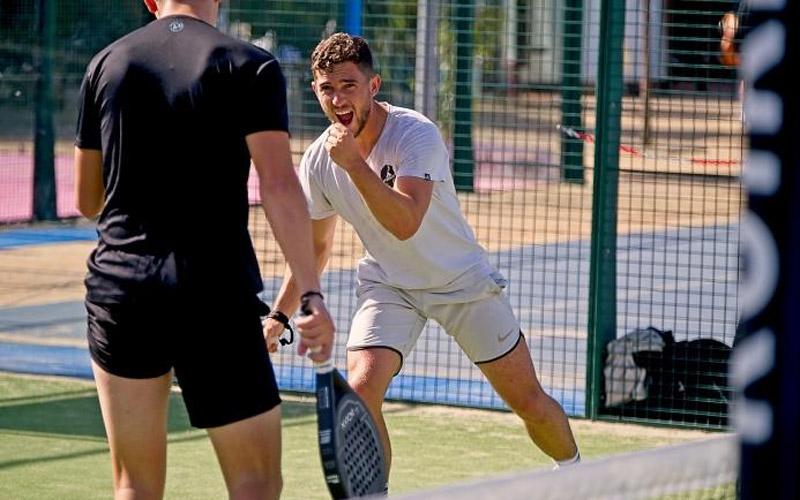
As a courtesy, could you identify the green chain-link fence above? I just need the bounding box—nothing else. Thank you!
[0,0,149,221]
[0,0,744,429]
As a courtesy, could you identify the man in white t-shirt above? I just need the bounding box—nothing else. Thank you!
[265,32,579,475]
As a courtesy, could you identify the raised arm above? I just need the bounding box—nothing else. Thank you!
[325,123,433,241]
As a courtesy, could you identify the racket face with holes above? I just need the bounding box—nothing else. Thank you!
[316,367,387,499]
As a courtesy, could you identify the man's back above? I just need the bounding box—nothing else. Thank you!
[77,15,288,300]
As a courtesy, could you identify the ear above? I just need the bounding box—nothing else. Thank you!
[311,80,327,104]
[369,74,381,98]
[143,0,158,15]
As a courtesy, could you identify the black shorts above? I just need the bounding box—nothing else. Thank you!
[85,290,280,428]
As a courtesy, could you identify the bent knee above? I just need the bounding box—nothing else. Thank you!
[510,389,557,423]
[348,377,386,408]
[346,349,398,406]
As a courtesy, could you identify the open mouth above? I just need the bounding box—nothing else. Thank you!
[335,111,354,126]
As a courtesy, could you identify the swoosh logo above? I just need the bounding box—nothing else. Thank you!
[498,330,515,342]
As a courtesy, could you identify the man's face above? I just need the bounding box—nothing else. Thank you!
[312,62,380,138]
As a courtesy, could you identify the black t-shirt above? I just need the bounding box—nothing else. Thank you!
[76,15,288,303]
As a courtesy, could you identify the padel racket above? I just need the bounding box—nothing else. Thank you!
[300,298,388,499]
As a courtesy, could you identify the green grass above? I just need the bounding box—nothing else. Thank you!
[0,372,718,499]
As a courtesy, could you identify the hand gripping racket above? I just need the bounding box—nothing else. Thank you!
[300,298,388,499]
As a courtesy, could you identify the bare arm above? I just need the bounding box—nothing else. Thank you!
[325,123,433,240]
[264,216,338,352]
[272,215,338,316]
[74,147,104,218]
[344,163,433,241]
[247,130,335,360]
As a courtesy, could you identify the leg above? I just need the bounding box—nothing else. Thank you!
[92,361,172,500]
[206,406,283,500]
[427,274,578,463]
[347,347,402,473]
[174,293,284,499]
[346,281,426,476]
[477,338,578,461]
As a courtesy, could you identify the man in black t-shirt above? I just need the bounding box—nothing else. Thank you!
[75,1,335,498]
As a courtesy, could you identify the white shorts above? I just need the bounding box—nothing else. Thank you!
[347,267,521,367]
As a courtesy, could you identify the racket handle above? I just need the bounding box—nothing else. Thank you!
[309,346,333,372]
[313,356,334,374]
[301,296,334,372]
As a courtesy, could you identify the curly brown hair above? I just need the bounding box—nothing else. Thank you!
[311,32,374,76]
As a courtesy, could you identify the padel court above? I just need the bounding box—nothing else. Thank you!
[0,220,739,418]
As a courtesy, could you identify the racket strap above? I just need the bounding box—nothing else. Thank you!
[266,310,294,346]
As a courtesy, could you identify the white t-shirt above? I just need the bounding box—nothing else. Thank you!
[299,104,494,290]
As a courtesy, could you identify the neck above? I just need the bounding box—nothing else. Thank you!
[356,101,388,158]
[156,1,217,25]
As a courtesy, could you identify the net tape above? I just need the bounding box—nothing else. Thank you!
[388,435,738,500]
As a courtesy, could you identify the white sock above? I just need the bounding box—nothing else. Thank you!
[554,450,581,469]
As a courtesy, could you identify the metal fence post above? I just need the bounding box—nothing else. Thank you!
[414,0,439,119]
[453,0,474,192]
[561,0,584,183]
[586,0,625,419]
[33,0,56,221]
[345,0,362,36]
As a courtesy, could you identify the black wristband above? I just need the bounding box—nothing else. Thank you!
[299,290,325,303]
[266,310,290,328]
[265,310,294,346]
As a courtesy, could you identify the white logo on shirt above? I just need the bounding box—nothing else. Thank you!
[169,21,184,33]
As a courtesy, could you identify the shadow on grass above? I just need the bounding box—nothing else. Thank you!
[0,384,319,470]
[0,390,194,439]
[0,388,97,406]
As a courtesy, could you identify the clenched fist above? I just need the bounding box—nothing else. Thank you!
[325,123,364,171]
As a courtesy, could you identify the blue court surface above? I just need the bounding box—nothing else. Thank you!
[0,224,738,417]
[0,227,97,249]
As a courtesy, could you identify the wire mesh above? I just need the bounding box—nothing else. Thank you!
[0,0,744,428]
[0,1,147,222]
[1,1,37,222]
[249,0,596,415]
[247,0,742,427]
[599,0,742,428]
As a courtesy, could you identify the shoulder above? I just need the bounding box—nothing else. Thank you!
[226,37,279,66]
[179,18,282,74]
[300,132,332,170]
[383,105,446,159]
[84,22,149,75]
[388,105,438,131]
[388,105,443,144]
